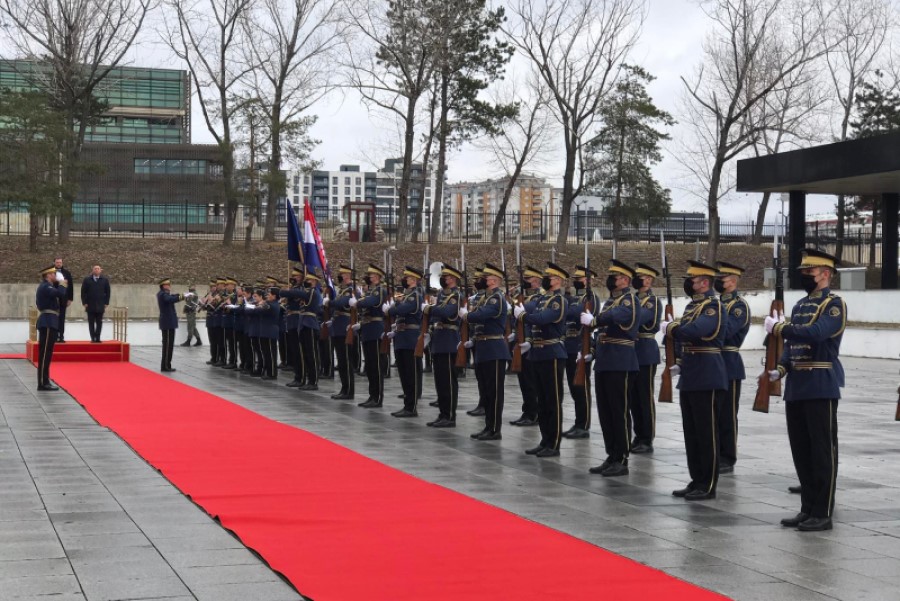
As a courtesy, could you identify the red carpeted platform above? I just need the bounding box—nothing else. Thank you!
[0,353,26,359]
[25,340,130,363]
[52,362,729,601]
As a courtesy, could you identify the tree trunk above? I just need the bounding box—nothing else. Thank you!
[835,194,845,262]
[221,140,237,246]
[244,119,258,251]
[396,96,418,244]
[29,213,40,253]
[706,160,724,263]
[869,204,878,268]
[751,191,772,244]
[412,89,438,244]
[264,99,284,242]
[556,144,576,246]
[428,72,450,244]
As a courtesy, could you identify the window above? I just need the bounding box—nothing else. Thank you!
[304,175,310,183]
[355,177,361,185]
[135,158,207,175]
[355,187,361,195]
[332,186,338,195]
[344,177,350,184]
[332,176,337,184]
[303,186,309,194]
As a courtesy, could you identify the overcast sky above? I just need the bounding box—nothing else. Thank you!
[139,1,838,221]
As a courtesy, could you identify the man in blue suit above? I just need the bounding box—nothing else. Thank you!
[424,265,463,427]
[35,265,69,390]
[386,266,424,417]
[351,264,388,408]
[157,278,190,373]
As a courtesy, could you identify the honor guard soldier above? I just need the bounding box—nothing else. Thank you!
[385,266,424,417]
[253,287,281,379]
[351,264,388,408]
[235,284,252,371]
[281,267,308,387]
[201,279,217,362]
[424,265,463,427]
[464,267,488,417]
[319,283,335,381]
[766,249,845,532]
[563,265,600,439]
[243,284,264,376]
[581,260,639,476]
[181,284,202,346]
[157,278,190,373]
[221,278,238,369]
[330,265,356,400]
[715,261,750,473]
[631,263,662,454]
[510,266,544,426]
[661,261,727,500]
[460,263,510,440]
[35,265,69,390]
[515,263,569,457]
[297,272,323,390]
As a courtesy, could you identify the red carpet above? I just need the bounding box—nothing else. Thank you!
[52,363,729,601]
[0,353,26,359]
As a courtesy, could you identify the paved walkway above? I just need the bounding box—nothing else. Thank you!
[2,342,900,601]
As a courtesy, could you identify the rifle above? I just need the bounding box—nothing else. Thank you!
[501,248,511,342]
[658,232,676,403]
[381,249,393,355]
[415,246,430,358]
[754,226,784,413]
[510,234,525,373]
[320,275,331,341]
[455,244,469,368]
[896,384,900,421]
[574,238,592,387]
[345,248,358,345]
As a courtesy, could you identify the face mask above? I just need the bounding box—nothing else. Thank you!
[363,275,372,286]
[303,281,312,288]
[439,276,448,289]
[523,280,532,290]
[801,274,818,294]
[683,278,695,296]
[713,279,726,294]
[573,280,585,291]
[605,275,617,292]
[541,276,552,290]
[474,277,487,290]
[632,277,644,290]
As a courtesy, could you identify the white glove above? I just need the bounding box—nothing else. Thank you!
[55,271,65,283]
[246,304,258,311]
[577,352,593,363]
[469,294,478,303]
[348,296,358,307]
[324,320,333,328]
[764,311,785,334]
[768,369,781,381]
[184,292,195,298]
[421,302,430,312]
[381,301,393,313]
[387,331,396,339]
[323,296,330,306]
[424,334,431,347]
[506,332,516,343]
[244,302,255,308]
[580,312,594,327]
[351,323,361,331]
[519,341,532,354]
[669,364,681,377]
[660,319,672,334]
[514,304,527,319]
[458,306,468,319]
[464,340,474,349]
[225,304,237,309]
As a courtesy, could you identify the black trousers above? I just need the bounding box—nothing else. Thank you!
[564,353,592,430]
[57,303,68,341]
[160,329,175,370]
[37,326,57,386]
[475,359,505,434]
[207,325,216,361]
[395,348,422,412]
[534,358,565,450]
[300,328,319,385]
[333,337,355,396]
[717,379,742,467]
[238,332,252,369]
[433,352,458,420]
[251,336,264,375]
[224,327,236,366]
[279,331,288,364]
[286,329,302,382]
[260,337,278,377]
[679,389,720,494]
[353,337,363,372]
[209,326,223,363]
[515,358,540,419]
[786,399,838,518]
[596,371,635,464]
[363,339,384,403]
[630,364,657,446]
[319,335,334,377]
[87,311,104,341]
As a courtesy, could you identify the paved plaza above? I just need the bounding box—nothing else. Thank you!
[2,342,900,600]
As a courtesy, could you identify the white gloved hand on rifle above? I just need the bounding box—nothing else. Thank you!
[421,302,430,312]
[579,312,594,327]
[387,331,396,339]
[381,301,393,313]
[764,311,785,334]
[324,320,332,328]
[464,340,474,349]
[351,323,361,331]
[660,319,673,334]
[423,334,431,347]
[669,364,681,377]
[577,351,593,363]
[506,332,516,343]
[348,296,358,307]
[519,341,531,354]
[768,369,781,382]
[458,306,468,319]
[513,304,527,319]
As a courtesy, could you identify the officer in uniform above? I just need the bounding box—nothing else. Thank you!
[280,267,307,387]
[35,265,68,390]
[221,277,238,369]
[464,267,488,417]
[209,277,226,366]
[661,261,727,500]
[235,284,252,370]
[716,261,750,473]
[460,263,510,441]
[201,279,217,361]
[515,263,569,457]
[563,265,600,439]
[157,278,189,373]
[631,263,662,453]
[351,264,388,408]
[509,266,544,426]
[581,260,639,476]
[424,265,463,427]
[319,283,335,380]
[386,266,424,417]
[329,265,356,400]
[181,285,202,346]
[767,249,845,532]
[296,272,323,390]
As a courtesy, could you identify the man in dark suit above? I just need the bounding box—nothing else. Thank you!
[157,278,191,372]
[81,264,111,343]
[53,257,74,342]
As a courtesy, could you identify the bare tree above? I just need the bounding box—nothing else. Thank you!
[821,0,892,261]
[0,0,153,243]
[506,0,645,245]
[475,72,554,244]
[243,0,343,241]
[163,0,253,245]
[677,0,832,261]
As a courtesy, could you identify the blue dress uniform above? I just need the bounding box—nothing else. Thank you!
[716,261,751,471]
[511,266,544,425]
[330,266,356,399]
[294,275,323,390]
[254,290,281,379]
[210,279,227,365]
[520,263,569,456]
[280,268,306,386]
[466,277,488,416]
[356,265,388,407]
[388,267,424,416]
[425,265,463,425]
[221,280,238,368]
[157,279,185,372]
[772,249,845,528]
[35,266,68,389]
[465,263,511,439]
[563,266,600,438]
[234,287,252,371]
[201,281,217,363]
[318,285,335,380]
[241,288,264,376]
[589,261,639,475]
[667,261,727,499]
[631,263,662,452]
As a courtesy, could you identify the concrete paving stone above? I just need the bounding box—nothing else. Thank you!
[188,580,301,601]
[77,576,190,601]
[177,563,284,587]
[0,574,82,597]
[0,558,74,579]
[158,547,265,569]
[0,542,67,562]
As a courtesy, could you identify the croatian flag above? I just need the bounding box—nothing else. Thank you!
[303,202,334,294]
[285,198,304,263]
